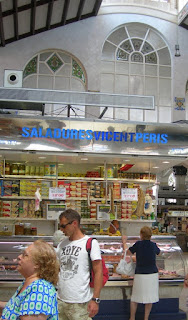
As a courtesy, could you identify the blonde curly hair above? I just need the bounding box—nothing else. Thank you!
[31,240,59,286]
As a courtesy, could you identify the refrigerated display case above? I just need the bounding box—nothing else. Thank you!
[0,235,186,318]
[0,235,185,284]
[0,236,53,282]
[95,235,186,284]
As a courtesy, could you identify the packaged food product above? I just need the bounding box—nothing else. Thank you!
[15,223,24,235]
[30,166,35,176]
[25,165,30,175]
[11,163,19,175]
[18,164,25,175]
[50,164,56,176]
[5,162,11,175]
[24,223,31,235]
[44,164,51,176]
[31,227,37,236]
[35,166,40,175]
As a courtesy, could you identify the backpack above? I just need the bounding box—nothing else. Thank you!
[86,237,109,288]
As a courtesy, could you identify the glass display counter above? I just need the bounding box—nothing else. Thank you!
[0,235,185,284]
[0,236,53,281]
[0,235,186,303]
[94,235,186,284]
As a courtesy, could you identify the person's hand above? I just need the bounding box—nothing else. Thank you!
[87,300,99,318]
[122,235,127,243]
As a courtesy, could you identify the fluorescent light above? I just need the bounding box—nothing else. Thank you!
[81,157,88,161]
[152,166,159,169]
[163,161,170,164]
[38,156,46,159]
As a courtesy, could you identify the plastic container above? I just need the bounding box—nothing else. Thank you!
[31,227,37,236]
[24,223,31,235]
[15,223,24,235]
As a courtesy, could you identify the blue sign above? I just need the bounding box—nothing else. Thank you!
[22,127,168,144]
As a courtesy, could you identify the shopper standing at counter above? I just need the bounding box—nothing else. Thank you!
[122,226,160,320]
[57,209,103,320]
[0,240,59,320]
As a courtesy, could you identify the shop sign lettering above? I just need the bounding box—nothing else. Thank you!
[21,127,168,144]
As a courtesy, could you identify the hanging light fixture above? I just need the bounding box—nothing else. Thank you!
[175,44,181,57]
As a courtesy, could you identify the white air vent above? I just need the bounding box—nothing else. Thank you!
[4,70,23,88]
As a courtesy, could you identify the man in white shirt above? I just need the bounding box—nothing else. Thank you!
[57,209,103,320]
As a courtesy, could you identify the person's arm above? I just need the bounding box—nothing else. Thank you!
[87,259,103,318]
[0,301,7,309]
[122,235,132,255]
[0,301,7,316]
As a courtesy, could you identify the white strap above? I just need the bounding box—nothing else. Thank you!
[123,249,133,262]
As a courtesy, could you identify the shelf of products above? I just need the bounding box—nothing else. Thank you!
[0,160,157,236]
[158,204,188,232]
[1,161,156,180]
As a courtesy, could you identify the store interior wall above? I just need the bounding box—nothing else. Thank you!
[0,7,187,123]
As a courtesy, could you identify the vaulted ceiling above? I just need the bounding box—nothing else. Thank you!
[0,0,103,47]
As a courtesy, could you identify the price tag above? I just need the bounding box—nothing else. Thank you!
[121,188,138,201]
[49,187,66,200]
[47,203,66,220]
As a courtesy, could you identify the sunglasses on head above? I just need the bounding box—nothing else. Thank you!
[60,221,74,229]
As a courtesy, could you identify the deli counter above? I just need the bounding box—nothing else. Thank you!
[0,235,186,301]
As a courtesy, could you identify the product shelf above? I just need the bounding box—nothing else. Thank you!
[0,217,56,221]
[0,196,123,201]
[0,175,155,184]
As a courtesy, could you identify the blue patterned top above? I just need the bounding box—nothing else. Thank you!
[1,279,58,320]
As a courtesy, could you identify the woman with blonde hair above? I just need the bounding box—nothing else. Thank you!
[122,226,160,320]
[0,240,59,320]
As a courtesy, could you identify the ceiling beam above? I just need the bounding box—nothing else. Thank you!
[61,0,70,26]
[99,107,108,119]
[0,3,5,47]
[76,0,86,21]
[13,0,19,40]
[2,0,58,17]
[179,22,188,30]
[30,0,36,35]
[46,0,54,30]
[93,0,103,16]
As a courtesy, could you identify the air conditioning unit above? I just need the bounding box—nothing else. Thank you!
[4,70,23,88]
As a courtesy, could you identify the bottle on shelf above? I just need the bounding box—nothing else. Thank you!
[5,162,11,175]
[18,164,25,175]
[11,163,19,175]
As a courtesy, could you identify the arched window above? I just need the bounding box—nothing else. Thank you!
[23,50,87,117]
[101,23,172,121]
